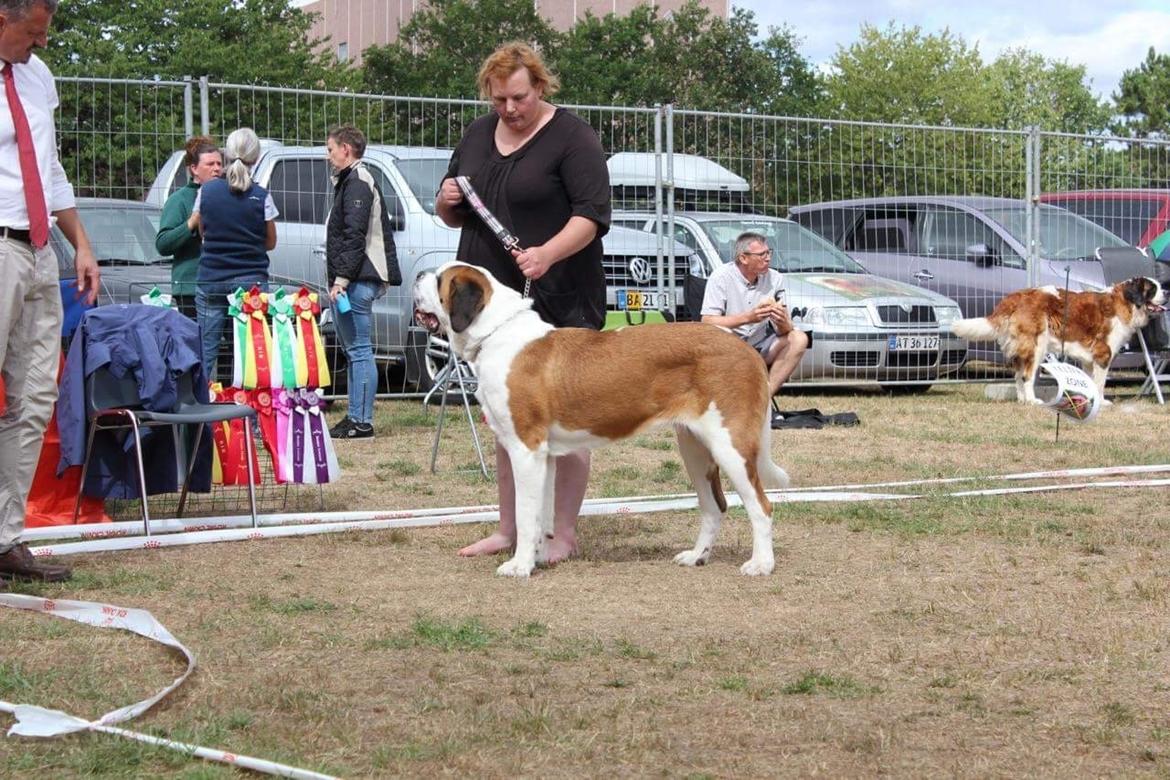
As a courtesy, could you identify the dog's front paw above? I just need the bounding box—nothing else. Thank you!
[740,557,775,576]
[674,548,710,567]
[496,557,534,578]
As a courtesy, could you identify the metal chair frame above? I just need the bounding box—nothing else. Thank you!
[72,368,259,534]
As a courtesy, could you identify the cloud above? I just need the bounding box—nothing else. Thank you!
[735,1,1170,99]
[994,10,1170,98]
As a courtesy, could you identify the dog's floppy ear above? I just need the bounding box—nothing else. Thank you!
[449,275,486,333]
[1122,277,1152,307]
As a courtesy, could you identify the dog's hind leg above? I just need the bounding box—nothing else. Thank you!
[689,420,776,576]
[496,446,548,578]
[672,425,727,568]
[1090,361,1113,406]
[1016,338,1046,404]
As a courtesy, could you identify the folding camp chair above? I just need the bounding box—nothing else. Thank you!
[72,367,259,533]
[1094,247,1170,403]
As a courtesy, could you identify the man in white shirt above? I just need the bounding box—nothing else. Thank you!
[700,231,809,398]
[0,0,98,586]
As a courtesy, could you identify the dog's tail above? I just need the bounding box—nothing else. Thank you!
[757,423,790,490]
[951,316,998,341]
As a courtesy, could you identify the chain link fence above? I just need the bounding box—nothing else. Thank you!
[55,78,1170,393]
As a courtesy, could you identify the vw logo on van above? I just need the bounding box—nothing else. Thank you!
[628,256,654,285]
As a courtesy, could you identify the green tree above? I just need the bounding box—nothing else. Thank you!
[1113,47,1170,138]
[45,0,345,87]
[556,4,820,115]
[361,0,559,98]
[823,23,993,126]
[986,50,1110,133]
[40,0,349,198]
[552,5,666,107]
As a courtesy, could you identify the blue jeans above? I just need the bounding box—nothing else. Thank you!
[335,280,383,424]
[196,276,267,382]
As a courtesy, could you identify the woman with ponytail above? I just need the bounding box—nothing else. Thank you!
[192,127,278,380]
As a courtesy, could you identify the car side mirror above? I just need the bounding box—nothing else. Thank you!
[966,243,997,267]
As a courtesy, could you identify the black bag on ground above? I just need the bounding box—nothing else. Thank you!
[772,408,860,430]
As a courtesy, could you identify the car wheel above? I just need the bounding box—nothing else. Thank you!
[880,383,932,395]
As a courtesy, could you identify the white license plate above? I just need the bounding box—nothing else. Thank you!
[888,334,940,351]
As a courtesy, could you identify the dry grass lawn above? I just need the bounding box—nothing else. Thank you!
[2,382,1169,778]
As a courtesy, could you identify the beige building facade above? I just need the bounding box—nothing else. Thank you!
[292,0,728,66]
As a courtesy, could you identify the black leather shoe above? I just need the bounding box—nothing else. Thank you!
[0,543,72,583]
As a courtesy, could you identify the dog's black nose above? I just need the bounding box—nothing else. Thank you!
[416,270,429,282]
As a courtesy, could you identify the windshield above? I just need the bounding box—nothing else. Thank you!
[984,205,1127,260]
[56,206,163,265]
[698,218,867,273]
[397,157,451,216]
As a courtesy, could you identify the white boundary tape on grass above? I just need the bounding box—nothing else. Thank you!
[0,593,334,780]
[20,465,1170,558]
[25,463,1170,546]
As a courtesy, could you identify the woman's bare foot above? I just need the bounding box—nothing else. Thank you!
[458,533,515,557]
[543,534,579,565]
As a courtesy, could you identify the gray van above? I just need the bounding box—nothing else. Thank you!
[146,143,696,388]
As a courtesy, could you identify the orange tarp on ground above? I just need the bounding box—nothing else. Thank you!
[26,357,109,527]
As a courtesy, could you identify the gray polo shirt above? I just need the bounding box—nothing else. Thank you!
[700,262,784,347]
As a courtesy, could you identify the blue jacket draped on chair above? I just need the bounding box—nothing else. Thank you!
[58,304,213,499]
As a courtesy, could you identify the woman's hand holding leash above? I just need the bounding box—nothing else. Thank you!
[511,245,552,280]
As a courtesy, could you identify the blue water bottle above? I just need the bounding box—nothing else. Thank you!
[335,291,351,313]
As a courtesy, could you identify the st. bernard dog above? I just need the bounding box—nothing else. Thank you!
[951,276,1165,404]
[413,262,789,578]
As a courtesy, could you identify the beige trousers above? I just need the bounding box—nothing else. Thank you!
[0,238,62,552]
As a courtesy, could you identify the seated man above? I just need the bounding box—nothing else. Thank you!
[700,231,809,397]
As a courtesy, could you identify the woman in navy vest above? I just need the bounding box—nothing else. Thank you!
[192,127,278,380]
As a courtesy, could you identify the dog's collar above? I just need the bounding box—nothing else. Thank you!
[459,307,527,363]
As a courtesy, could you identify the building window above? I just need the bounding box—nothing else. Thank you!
[337,42,349,62]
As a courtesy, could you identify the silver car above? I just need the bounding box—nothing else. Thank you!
[53,197,172,309]
[789,196,1142,364]
[614,211,967,390]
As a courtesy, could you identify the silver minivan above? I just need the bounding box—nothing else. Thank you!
[146,143,696,388]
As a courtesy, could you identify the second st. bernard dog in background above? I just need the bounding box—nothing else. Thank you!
[951,276,1165,404]
[413,261,789,578]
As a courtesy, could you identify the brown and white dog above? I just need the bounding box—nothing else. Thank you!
[951,276,1166,404]
[413,261,789,578]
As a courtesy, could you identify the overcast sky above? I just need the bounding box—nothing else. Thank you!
[731,0,1170,100]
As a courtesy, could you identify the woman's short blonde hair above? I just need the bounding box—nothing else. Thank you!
[477,42,560,100]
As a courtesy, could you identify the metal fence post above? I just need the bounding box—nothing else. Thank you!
[653,103,665,308]
[182,77,193,139]
[1025,125,1041,287]
[664,103,675,315]
[199,76,210,136]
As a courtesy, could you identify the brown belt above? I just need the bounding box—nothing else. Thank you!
[0,227,33,245]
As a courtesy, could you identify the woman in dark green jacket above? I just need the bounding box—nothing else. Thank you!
[155,136,222,318]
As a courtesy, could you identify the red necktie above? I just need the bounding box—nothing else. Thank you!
[3,62,49,248]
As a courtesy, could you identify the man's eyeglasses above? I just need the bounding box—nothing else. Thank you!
[741,248,773,259]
